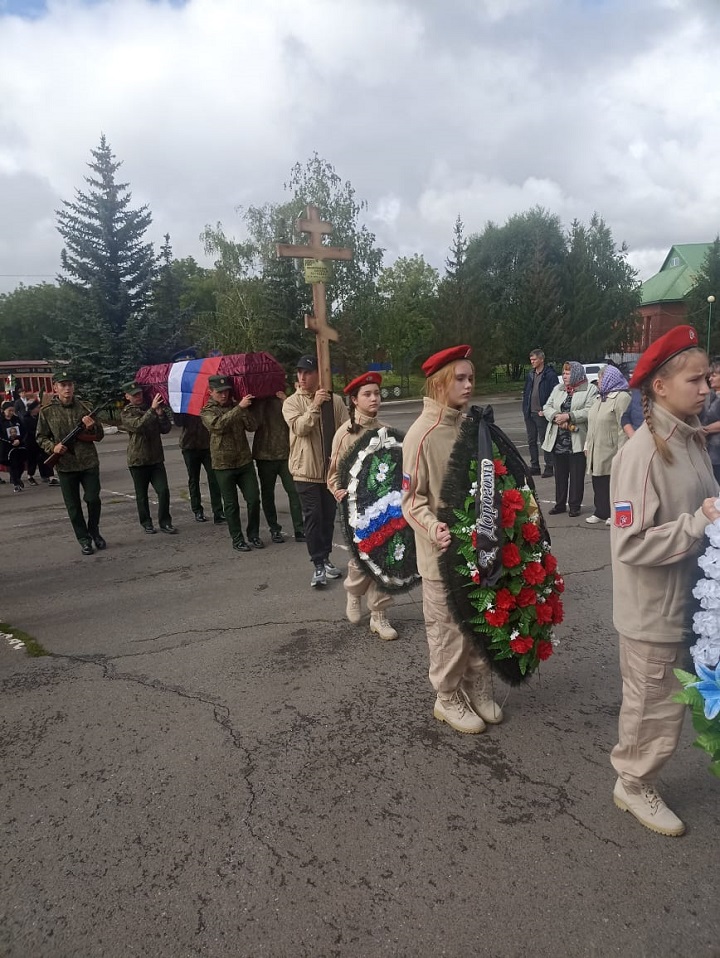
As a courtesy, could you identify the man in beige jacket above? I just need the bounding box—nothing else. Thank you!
[283,355,348,587]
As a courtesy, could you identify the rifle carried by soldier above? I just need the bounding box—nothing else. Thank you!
[43,402,107,469]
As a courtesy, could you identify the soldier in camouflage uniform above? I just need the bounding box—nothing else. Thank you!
[176,413,225,524]
[36,370,106,556]
[120,382,176,534]
[201,375,262,553]
[253,391,305,544]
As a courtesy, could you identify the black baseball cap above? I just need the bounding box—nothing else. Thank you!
[296,355,318,371]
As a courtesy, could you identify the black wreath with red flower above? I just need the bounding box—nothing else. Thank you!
[439,406,564,685]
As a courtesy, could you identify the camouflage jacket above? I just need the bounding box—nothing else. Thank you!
[176,414,211,452]
[252,396,290,461]
[200,398,258,470]
[36,396,104,473]
[121,403,172,467]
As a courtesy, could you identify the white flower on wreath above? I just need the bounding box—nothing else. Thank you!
[376,462,390,480]
[705,521,720,549]
[693,578,720,609]
[693,609,720,639]
[698,546,720,580]
[469,482,478,496]
[393,541,405,561]
[690,635,720,668]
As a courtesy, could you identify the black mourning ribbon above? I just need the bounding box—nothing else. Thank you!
[469,405,503,588]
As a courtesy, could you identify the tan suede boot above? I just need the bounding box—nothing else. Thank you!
[434,691,486,734]
[613,779,685,836]
[346,594,363,625]
[461,674,504,724]
[370,612,398,641]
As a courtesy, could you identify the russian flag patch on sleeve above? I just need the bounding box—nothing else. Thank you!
[402,473,411,492]
[614,501,633,527]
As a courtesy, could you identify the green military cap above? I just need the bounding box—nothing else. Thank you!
[53,369,74,384]
[208,375,232,391]
[121,381,143,395]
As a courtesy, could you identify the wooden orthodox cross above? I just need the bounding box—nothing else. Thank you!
[276,205,352,466]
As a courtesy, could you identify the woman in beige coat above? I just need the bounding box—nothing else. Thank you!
[542,361,598,517]
[584,365,631,524]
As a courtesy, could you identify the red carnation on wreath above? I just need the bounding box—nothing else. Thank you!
[502,489,525,511]
[517,586,537,607]
[495,588,517,611]
[494,459,508,476]
[543,553,558,574]
[537,640,554,661]
[535,601,554,625]
[521,522,541,544]
[501,543,522,568]
[501,505,518,528]
[554,573,565,593]
[485,608,509,628]
[522,561,546,585]
[510,635,534,654]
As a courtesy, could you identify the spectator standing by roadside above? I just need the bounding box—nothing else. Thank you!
[253,391,305,544]
[585,365,631,525]
[621,389,644,439]
[20,400,56,485]
[120,382,176,536]
[0,401,26,491]
[699,357,720,484]
[522,348,556,477]
[13,386,28,417]
[543,361,598,517]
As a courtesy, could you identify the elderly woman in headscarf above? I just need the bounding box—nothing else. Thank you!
[542,361,599,517]
[584,364,631,525]
[699,356,720,484]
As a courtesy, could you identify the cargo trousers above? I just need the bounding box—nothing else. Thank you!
[610,635,689,788]
[58,467,102,544]
[422,578,490,694]
[344,557,392,613]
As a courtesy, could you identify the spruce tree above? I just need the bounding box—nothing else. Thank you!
[55,135,156,394]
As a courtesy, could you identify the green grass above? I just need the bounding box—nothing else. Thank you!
[0,622,50,657]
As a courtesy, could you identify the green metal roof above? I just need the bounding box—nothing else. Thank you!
[641,244,711,305]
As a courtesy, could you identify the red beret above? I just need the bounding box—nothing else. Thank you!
[629,325,701,389]
[343,371,382,395]
[421,344,472,378]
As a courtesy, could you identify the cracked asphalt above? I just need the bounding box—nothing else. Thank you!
[1,399,718,958]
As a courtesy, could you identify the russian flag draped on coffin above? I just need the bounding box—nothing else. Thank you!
[135,353,286,413]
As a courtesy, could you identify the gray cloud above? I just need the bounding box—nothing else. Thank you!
[0,0,719,295]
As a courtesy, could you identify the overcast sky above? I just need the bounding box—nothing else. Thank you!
[1,0,719,296]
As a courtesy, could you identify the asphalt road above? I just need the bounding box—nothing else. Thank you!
[1,395,718,958]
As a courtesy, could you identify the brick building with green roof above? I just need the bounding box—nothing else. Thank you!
[637,243,711,349]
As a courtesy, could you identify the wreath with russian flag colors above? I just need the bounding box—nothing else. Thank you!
[439,407,564,684]
[338,426,420,592]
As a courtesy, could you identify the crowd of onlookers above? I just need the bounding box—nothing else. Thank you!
[0,387,59,491]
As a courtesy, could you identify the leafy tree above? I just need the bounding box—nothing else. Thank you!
[561,214,641,360]
[464,208,566,378]
[0,283,76,359]
[437,215,495,379]
[54,134,157,394]
[377,255,438,385]
[685,237,720,354]
[242,154,385,375]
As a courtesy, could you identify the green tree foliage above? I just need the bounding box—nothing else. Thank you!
[377,255,438,384]
[54,134,157,394]
[464,208,566,378]
[0,283,76,359]
[242,154,385,375]
[437,216,495,379]
[561,214,641,360]
[685,237,720,354]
